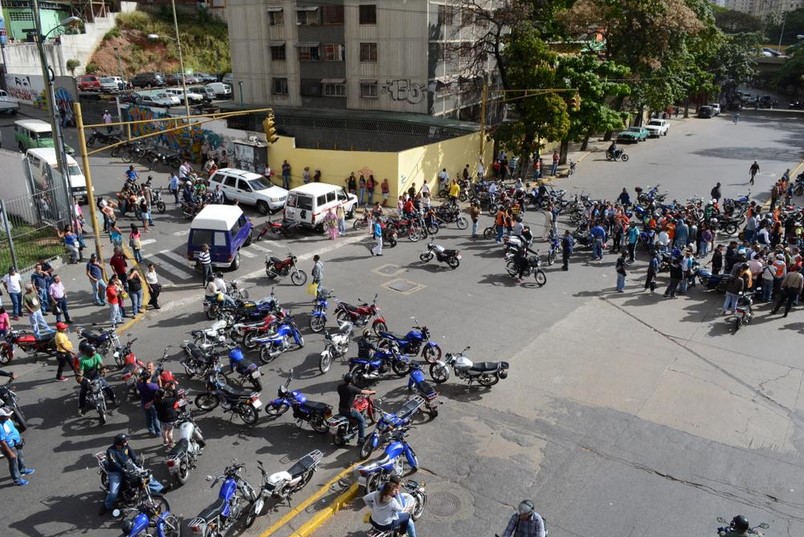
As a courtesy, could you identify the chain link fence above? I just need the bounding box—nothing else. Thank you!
[0,156,71,273]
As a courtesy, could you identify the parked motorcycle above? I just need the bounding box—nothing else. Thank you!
[194,364,262,425]
[377,317,442,363]
[731,289,757,333]
[118,339,146,399]
[165,401,206,486]
[254,316,305,365]
[0,377,27,432]
[188,320,229,353]
[0,329,57,363]
[354,429,419,493]
[605,148,630,162]
[326,394,377,448]
[255,219,302,240]
[319,320,354,374]
[364,480,427,536]
[265,253,307,285]
[214,293,281,328]
[227,348,263,391]
[309,288,334,333]
[87,375,114,425]
[349,346,412,385]
[180,342,216,379]
[86,128,122,147]
[253,450,323,505]
[233,309,287,351]
[359,397,425,460]
[96,454,169,514]
[188,461,261,535]
[264,370,332,433]
[419,241,461,269]
[78,324,122,361]
[150,187,167,214]
[334,294,388,334]
[407,362,440,418]
[429,346,509,387]
[505,254,547,286]
[693,267,729,292]
[112,499,181,537]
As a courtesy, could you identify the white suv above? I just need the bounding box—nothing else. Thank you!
[644,119,670,137]
[208,168,288,215]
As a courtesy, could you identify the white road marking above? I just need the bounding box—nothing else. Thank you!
[139,238,157,246]
[240,250,256,259]
[172,230,189,236]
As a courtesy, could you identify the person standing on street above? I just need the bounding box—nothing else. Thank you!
[722,272,745,315]
[336,204,347,237]
[615,251,628,292]
[48,274,72,324]
[371,219,383,257]
[469,202,481,238]
[771,265,804,318]
[311,255,323,286]
[54,322,74,381]
[145,263,161,310]
[3,266,23,320]
[590,222,607,261]
[127,268,144,316]
[30,264,51,315]
[710,182,722,203]
[749,161,759,185]
[137,371,161,437]
[86,254,107,306]
[664,259,683,299]
[281,160,291,190]
[106,276,123,325]
[561,230,574,271]
[103,110,113,133]
[645,250,660,292]
[197,244,213,286]
[23,283,50,337]
[626,221,639,262]
[542,206,554,241]
[0,407,34,486]
[500,500,546,537]
[551,150,560,176]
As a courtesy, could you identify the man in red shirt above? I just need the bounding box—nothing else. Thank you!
[106,275,123,325]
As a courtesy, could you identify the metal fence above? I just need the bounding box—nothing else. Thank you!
[0,160,71,273]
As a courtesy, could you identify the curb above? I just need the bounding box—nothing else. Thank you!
[118,243,149,333]
[258,464,358,537]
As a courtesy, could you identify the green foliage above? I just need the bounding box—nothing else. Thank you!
[712,6,765,34]
[766,8,804,45]
[103,27,120,41]
[85,62,99,74]
[66,59,80,74]
[773,48,804,93]
[115,11,153,31]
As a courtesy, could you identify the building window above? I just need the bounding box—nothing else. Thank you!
[360,81,378,99]
[359,4,377,24]
[267,9,283,26]
[359,42,377,62]
[322,44,345,62]
[270,45,286,61]
[273,78,288,95]
[298,45,320,61]
[300,78,322,97]
[437,4,454,26]
[322,5,344,25]
[323,82,346,97]
[296,8,319,26]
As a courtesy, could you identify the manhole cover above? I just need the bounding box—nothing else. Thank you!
[375,264,402,276]
[428,491,462,517]
[386,279,423,294]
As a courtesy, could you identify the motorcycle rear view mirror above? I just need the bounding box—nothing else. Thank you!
[111,508,122,518]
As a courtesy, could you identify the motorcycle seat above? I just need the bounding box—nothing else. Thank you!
[287,454,318,478]
[197,498,227,521]
[398,399,422,418]
[36,331,56,342]
[221,384,251,398]
[81,329,107,342]
[185,343,211,361]
[168,438,189,457]
[305,401,332,414]
[269,257,283,265]
[340,302,357,312]
[442,249,459,256]
[469,362,499,373]
[417,380,436,397]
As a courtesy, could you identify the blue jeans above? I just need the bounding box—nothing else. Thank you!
[131,289,143,313]
[38,288,50,313]
[367,191,374,205]
[472,220,478,237]
[698,241,708,258]
[761,281,773,303]
[495,225,504,242]
[616,273,625,291]
[144,405,161,435]
[358,188,365,205]
[28,310,50,337]
[110,303,122,325]
[133,248,142,263]
[723,292,739,313]
[91,279,107,306]
[350,409,366,441]
[6,445,28,483]
[282,175,290,189]
[9,292,22,317]
[592,239,603,260]
[551,162,558,176]
[338,218,346,235]
[744,229,755,243]
[105,471,164,510]
[373,512,416,537]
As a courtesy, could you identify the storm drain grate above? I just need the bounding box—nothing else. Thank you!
[428,491,462,517]
[385,279,424,295]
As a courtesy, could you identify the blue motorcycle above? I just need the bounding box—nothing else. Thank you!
[113,500,181,537]
[188,461,261,535]
[349,346,412,386]
[377,317,441,363]
[407,361,440,418]
[264,369,332,433]
[254,316,305,365]
[309,288,334,333]
[545,233,560,266]
[355,428,419,493]
[227,347,263,391]
[360,396,425,460]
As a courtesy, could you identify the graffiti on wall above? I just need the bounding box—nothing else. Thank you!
[6,74,43,105]
[382,79,425,105]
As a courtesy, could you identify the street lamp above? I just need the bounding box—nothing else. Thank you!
[147,33,191,119]
[31,0,81,221]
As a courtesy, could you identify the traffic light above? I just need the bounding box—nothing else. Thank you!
[263,114,279,144]
[569,94,581,112]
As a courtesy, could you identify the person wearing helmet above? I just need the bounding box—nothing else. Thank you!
[76,341,117,415]
[100,434,164,515]
[718,515,750,536]
[501,500,546,537]
[54,322,74,381]
[357,329,377,360]
[337,373,375,445]
[213,273,236,308]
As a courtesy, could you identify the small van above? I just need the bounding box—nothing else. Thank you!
[697,105,714,118]
[284,183,358,228]
[209,168,288,215]
[25,148,88,203]
[14,119,75,155]
[187,205,253,270]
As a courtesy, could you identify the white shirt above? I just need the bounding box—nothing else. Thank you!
[2,273,22,294]
[145,271,159,285]
[179,163,190,179]
[103,112,112,124]
[363,491,403,526]
[420,183,430,196]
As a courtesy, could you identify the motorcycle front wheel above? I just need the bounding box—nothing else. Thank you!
[243,499,261,529]
[411,491,427,520]
[176,460,191,485]
[365,473,382,494]
[373,321,388,336]
[319,351,332,374]
[478,373,500,387]
[148,493,171,515]
[290,269,308,286]
[429,363,450,384]
[242,330,261,350]
[391,359,411,376]
[195,393,220,411]
[265,403,289,418]
[238,404,259,425]
[309,315,327,333]
[483,226,494,239]
[422,345,442,364]
[456,216,468,230]
[156,201,166,214]
[0,342,11,364]
[547,251,556,266]
[359,437,375,460]
[259,344,282,365]
[621,154,630,162]
[534,270,547,287]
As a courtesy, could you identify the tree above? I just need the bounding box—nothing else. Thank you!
[712,7,764,34]
[66,59,80,76]
[766,8,804,46]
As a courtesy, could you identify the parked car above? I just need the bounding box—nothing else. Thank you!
[164,87,205,105]
[188,85,214,103]
[616,126,649,143]
[0,89,19,115]
[221,73,234,85]
[758,95,776,109]
[697,105,714,118]
[99,76,126,93]
[208,168,289,215]
[134,93,174,108]
[195,73,218,84]
[709,103,721,115]
[77,75,101,92]
[156,92,181,106]
[206,82,232,99]
[130,72,166,88]
[644,119,670,137]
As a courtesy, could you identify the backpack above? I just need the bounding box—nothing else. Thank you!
[96,197,104,210]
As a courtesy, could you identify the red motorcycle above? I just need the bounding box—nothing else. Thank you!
[119,338,145,399]
[233,310,288,350]
[334,294,388,335]
[255,219,302,241]
[264,253,308,286]
[0,330,58,363]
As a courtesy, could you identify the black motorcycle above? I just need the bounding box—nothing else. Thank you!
[605,148,629,162]
[86,128,122,147]
[96,456,169,514]
[419,241,461,269]
[194,364,263,425]
[0,377,26,432]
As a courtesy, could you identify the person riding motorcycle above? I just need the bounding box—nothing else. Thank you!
[76,341,117,415]
[607,141,619,159]
[337,373,375,445]
[100,434,164,515]
[718,515,751,536]
[212,272,237,308]
[356,329,378,360]
[501,500,546,537]
[513,242,538,282]
[363,479,417,537]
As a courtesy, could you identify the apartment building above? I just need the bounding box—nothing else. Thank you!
[723,0,804,18]
[226,0,494,120]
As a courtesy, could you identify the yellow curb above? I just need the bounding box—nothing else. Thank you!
[287,483,360,537]
[759,160,804,212]
[259,464,358,537]
[118,244,149,333]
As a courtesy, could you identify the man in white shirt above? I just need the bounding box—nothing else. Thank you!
[2,267,23,319]
[48,274,71,324]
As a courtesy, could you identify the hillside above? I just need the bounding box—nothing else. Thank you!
[84,7,231,78]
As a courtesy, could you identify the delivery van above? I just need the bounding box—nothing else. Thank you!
[26,148,88,203]
[187,205,253,270]
[283,183,357,228]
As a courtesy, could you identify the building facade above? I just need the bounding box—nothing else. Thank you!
[723,0,804,18]
[226,0,494,119]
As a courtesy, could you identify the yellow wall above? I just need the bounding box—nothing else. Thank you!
[267,131,492,205]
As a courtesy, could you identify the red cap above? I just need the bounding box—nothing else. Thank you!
[56,322,68,331]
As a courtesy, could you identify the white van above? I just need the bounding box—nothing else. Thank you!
[284,183,358,228]
[208,168,289,215]
[25,148,88,203]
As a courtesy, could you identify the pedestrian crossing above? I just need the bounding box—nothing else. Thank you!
[141,245,268,284]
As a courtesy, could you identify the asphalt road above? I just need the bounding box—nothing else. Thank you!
[2,106,803,537]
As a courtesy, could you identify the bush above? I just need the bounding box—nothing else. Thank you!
[116,11,152,31]
[103,27,120,41]
[66,59,81,74]
[85,62,99,74]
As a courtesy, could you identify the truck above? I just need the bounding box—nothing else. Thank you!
[0,89,19,115]
[0,149,40,225]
